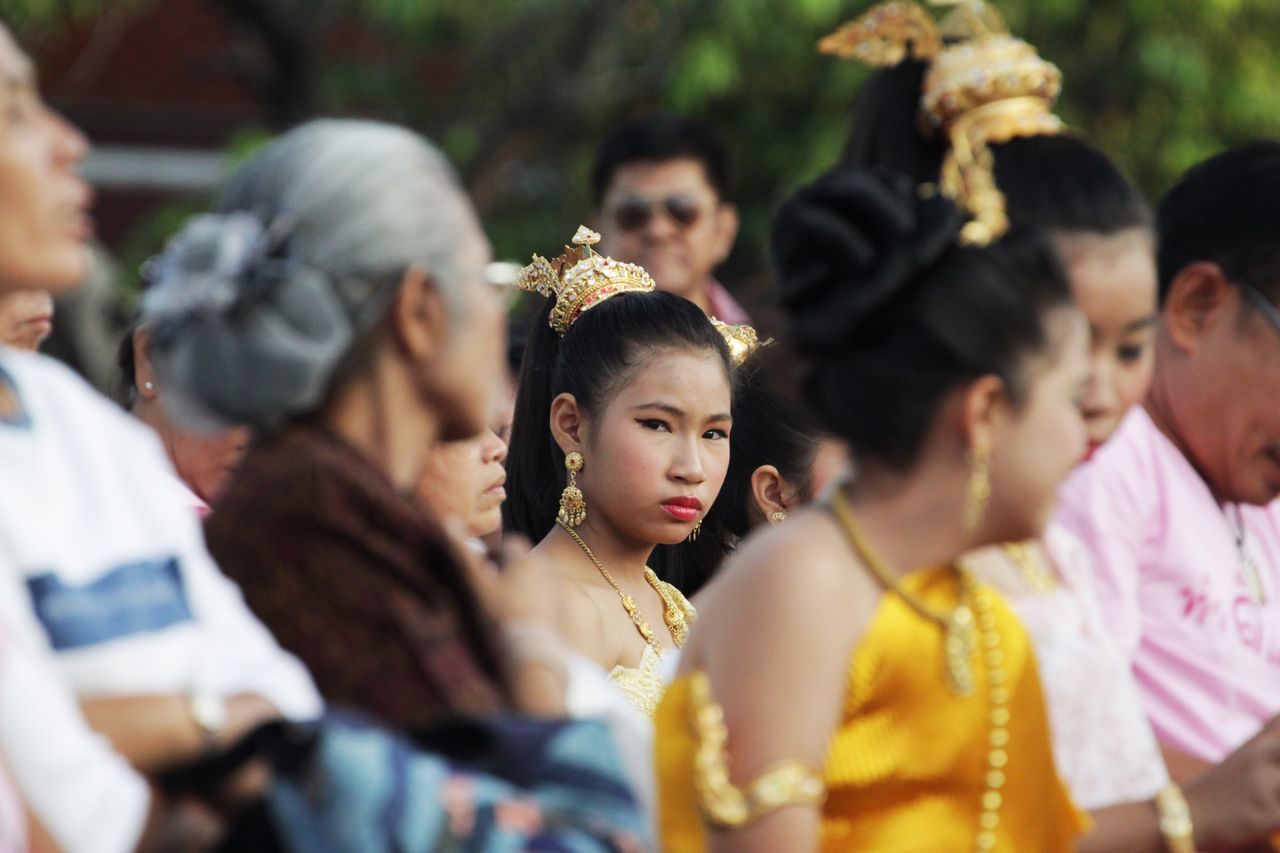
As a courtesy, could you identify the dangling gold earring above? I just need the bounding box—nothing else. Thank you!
[963,442,991,534]
[769,511,787,526]
[558,451,586,528]
[688,519,703,542]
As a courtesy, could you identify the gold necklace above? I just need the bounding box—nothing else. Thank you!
[963,567,1011,853]
[558,520,689,649]
[830,485,976,696]
[829,486,1010,851]
[1002,541,1057,595]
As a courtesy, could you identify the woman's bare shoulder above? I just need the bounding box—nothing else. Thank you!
[687,507,881,665]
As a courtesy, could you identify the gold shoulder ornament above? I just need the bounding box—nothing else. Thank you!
[690,671,826,829]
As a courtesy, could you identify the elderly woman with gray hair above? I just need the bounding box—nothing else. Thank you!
[143,118,565,727]
[142,119,651,848]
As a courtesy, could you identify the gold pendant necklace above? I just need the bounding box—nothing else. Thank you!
[829,486,1010,850]
[558,520,689,649]
[830,485,977,695]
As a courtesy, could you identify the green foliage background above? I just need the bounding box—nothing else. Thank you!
[13,0,1280,288]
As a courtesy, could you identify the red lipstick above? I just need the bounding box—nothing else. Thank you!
[661,496,702,522]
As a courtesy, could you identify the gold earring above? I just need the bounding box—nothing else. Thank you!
[558,451,586,528]
[769,511,787,526]
[963,442,991,534]
[688,519,703,542]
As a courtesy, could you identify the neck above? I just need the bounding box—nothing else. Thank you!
[1143,360,1221,502]
[683,277,713,316]
[132,399,179,471]
[553,515,654,582]
[319,359,439,493]
[844,461,977,578]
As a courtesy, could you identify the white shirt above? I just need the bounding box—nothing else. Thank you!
[0,348,324,851]
[977,525,1169,810]
[0,605,147,853]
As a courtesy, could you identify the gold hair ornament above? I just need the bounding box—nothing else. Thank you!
[817,1,941,65]
[820,0,1066,246]
[515,225,656,336]
[710,317,770,369]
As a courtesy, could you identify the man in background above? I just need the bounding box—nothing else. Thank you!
[592,112,747,323]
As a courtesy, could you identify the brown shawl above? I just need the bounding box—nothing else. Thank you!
[206,424,511,730]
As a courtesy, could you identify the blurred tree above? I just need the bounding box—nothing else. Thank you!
[12,0,1280,311]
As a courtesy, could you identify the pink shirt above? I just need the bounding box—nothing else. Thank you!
[1056,406,1280,762]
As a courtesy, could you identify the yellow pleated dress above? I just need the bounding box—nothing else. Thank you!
[655,566,1088,852]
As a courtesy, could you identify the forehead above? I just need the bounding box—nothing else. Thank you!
[610,348,731,411]
[1058,231,1157,330]
[1037,307,1091,377]
[603,158,717,200]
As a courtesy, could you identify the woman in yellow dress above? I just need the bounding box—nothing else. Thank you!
[504,227,752,719]
[655,159,1093,850]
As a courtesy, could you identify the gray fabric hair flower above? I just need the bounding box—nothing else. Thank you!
[141,211,354,433]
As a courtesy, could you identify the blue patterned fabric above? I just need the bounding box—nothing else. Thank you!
[27,556,192,650]
[266,712,650,852]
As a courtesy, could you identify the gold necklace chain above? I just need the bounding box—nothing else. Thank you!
[1002,541,1057,595]
[830,485,977,696]
[829,486,1009,851]
[964,568,1010,853]
[557,520,688,650]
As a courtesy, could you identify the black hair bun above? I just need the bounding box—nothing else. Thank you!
[771,167,962,355]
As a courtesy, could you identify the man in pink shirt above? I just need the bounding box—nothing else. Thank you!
[591,113,750,324]
[1056,142,1280,780]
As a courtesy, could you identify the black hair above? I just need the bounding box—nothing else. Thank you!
[503,290,734,582]
[772,168,1073,471]
[840,63,1150,237]
[115,325,139,409]
[591,112,733,206]
[660,359,826,596]
[1156,141,1280,305]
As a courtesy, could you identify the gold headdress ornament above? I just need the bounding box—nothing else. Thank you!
[710,317,771,369]
[515,225,656,336]
[820,0,1065,246]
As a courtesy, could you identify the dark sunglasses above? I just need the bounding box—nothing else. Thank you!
[1236,277,1280,340]
[608,194,704,232]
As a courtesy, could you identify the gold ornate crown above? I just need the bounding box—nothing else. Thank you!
[710,317,770,369]
[820,0,1066,246]
[516,225,656,336]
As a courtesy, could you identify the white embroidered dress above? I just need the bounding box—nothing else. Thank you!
[976,524,1169,810]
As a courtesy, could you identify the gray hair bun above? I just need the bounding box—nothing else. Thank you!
[142,211,353,431]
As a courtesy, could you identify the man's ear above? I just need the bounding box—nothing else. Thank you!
[390,265,448,362]
[549,392,585,456]
[711,202,740,266]
[1162,261,1235,355]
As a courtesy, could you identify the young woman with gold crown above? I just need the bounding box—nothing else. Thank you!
[655,150,1092,849]
[818,3,1280,850]
[504,226,755,720]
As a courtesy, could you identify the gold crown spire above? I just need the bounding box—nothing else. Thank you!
[515,225,657,336]
[820,0,1066,246]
